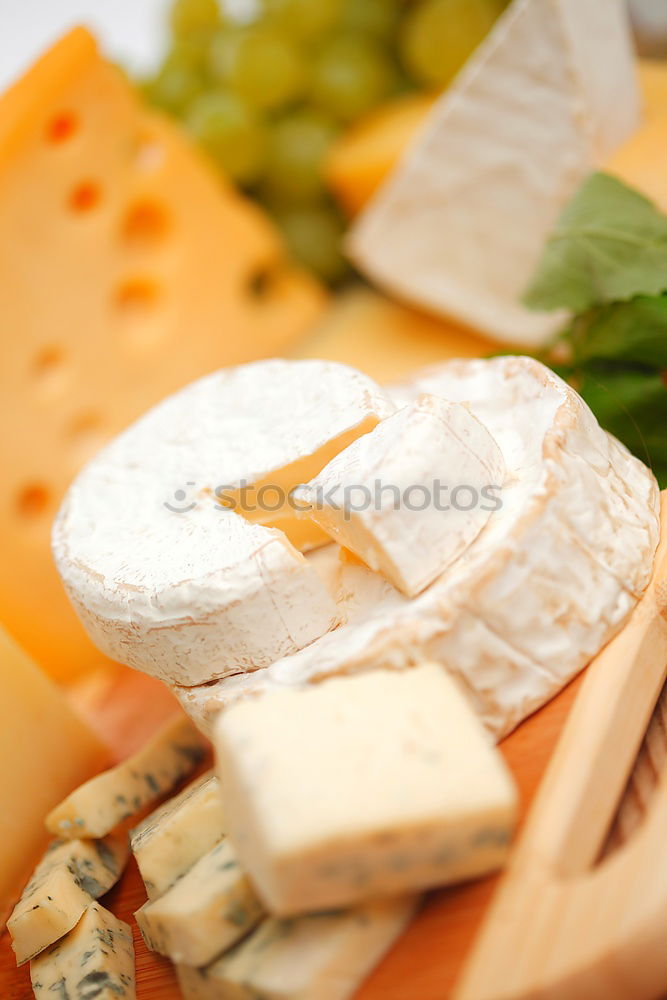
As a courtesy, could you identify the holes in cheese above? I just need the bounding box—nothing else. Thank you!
[214,663,518,915]
[295,393,506,596]
[0,27,327,682]
[16,482,51,519]
[53,360,392,686]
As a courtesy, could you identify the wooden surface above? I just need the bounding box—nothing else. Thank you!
[0,659,583,1000]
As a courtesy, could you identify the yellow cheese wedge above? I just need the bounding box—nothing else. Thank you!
[0,628,108,926]
[0,27,327,682]
[608,62,667,213]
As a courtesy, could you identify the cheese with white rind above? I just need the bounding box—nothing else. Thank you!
[215,664,518,915]
[53,360,394,686]
[349,0,640,346]
[176,898,417,1000]
[135,838,264,966]
[202,357,659,741]
[46,715,208,839]
[30,903,135,1000]
[8,833,128,965]
[295,394,506,596]
[130,771,225,900]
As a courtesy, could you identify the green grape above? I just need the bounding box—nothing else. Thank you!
[263,0,342,43]
[310,35,398,122]
[167,31,212,73]
[275,203,348,284]
[400,0,505,90]
[186,91,266,185]
[145,61,205,115]
[264,111,338,203]
[170,0,222,37]
[209,26,304,111]
[339,0,402,41]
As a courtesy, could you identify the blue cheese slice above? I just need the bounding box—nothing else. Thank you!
[8,833,128,965]
[46,715,209,839]
[130,771,225,900]
[215,664,518,915]
[176,898,417,1000]
[135,838,263,966]
[31,903,135,1000]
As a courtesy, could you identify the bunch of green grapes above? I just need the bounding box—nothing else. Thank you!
[142,0,509,284]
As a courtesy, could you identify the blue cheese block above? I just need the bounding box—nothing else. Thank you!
[130,770,226,900]
[8,833,129,965]
[215,663,518,915]
[46,715,209,839]
[31,902,135,1000]
[176,897,417,1000]
[135,838,264,966]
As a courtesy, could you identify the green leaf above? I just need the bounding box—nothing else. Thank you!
[524,172,667,313]
[568,294,667,368]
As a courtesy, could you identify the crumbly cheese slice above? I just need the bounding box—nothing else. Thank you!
[46,715,208,839]
[135,838,264,967]
[176,898,417,1000]
[131,771,226,900]
[295,394,506,596]
[349,0,640,347]
[8,833,128,965]
[215,664,518,915]
[30,903,135,1000]
[53,360,393,686]
[217,357,658,742]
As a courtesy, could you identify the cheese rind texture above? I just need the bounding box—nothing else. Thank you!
[215,664,518,914]
[349,0,640,346]
[0,628,108,925]
[30,903,135,1000]
[176,898,417,1000]
[205,357,659,741]
[131,771,225,900]
[135,838,264,966]
[295,393,506,596]
[8,833,128,965]
[46,715,208,839]
[53,360,393,686]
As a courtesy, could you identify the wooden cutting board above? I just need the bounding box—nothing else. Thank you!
[0,660,584,1000]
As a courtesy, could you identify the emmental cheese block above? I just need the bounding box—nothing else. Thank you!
[7,833,128,965]
[131,771,226,900]
[53,360,393,687]
[215,664,518,915]
[0,629,108,927]
[30,903,135,1000]
[0,27,327,682]
[46,715,208,839]
[295,394,506,597]
[349,0,640,347]
[176,899,417,1000]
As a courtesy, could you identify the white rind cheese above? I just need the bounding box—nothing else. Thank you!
[295,394,506,596]
[130,771,226,900]
[135,838,264,967]
[31,903,135,1000]
[53,360,394,686]
[202,357,660,741]
[176,898,417,1000]
[215,664,518,915]
[349,0,640,346]
[46,715,209,839]
[8,834,129,965]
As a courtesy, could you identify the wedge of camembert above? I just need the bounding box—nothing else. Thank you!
[188,357,659,741]
[295,393,506,596]
[349,0,640,346]
[215,664,518,914]
[52,360,394,686]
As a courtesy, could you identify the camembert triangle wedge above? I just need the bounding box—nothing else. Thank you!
[0,27,327,682]
[349,0,640,346]
[53,360,394,686]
